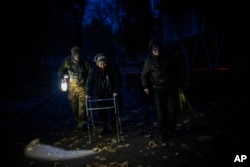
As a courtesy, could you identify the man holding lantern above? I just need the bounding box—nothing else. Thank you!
[57,46,91,132]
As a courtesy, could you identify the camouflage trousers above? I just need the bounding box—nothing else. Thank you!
[67,83,87,128]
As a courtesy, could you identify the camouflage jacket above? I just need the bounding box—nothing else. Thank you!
[57,56,90,86]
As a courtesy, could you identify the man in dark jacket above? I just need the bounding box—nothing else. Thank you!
[86,53,122,135]
[141,39,180,142]
[58,46,90,132]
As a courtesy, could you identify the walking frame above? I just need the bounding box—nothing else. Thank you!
[85,95,122,144]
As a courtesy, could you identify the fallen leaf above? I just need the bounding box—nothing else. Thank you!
[118,161,128,167]
[117,143,130,148]
[160,142,167,147]
[144,134,152,138]
[197,135,213,141]
[54,141,62,146]
[94,156,100,159]
[176,123,182,127]
[99,157,107,161]
[148,141,158,148]
[109,162,119,167]
[103,146,116,152]
[183,119,190,124]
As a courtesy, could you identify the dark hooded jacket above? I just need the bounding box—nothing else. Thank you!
[141,40,180,90]
[86,63,122,98]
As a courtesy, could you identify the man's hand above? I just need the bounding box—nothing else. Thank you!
[85,95,90,99]
[113,93,118,96]
[144,88,149,95]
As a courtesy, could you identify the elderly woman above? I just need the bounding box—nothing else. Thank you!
[86,53,122,136]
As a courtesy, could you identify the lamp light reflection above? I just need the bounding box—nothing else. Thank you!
[24,138,96,161]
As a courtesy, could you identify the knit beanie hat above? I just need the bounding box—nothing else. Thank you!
[71,46,80,56]
[149,40,161,52]
[94,53,107,63]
